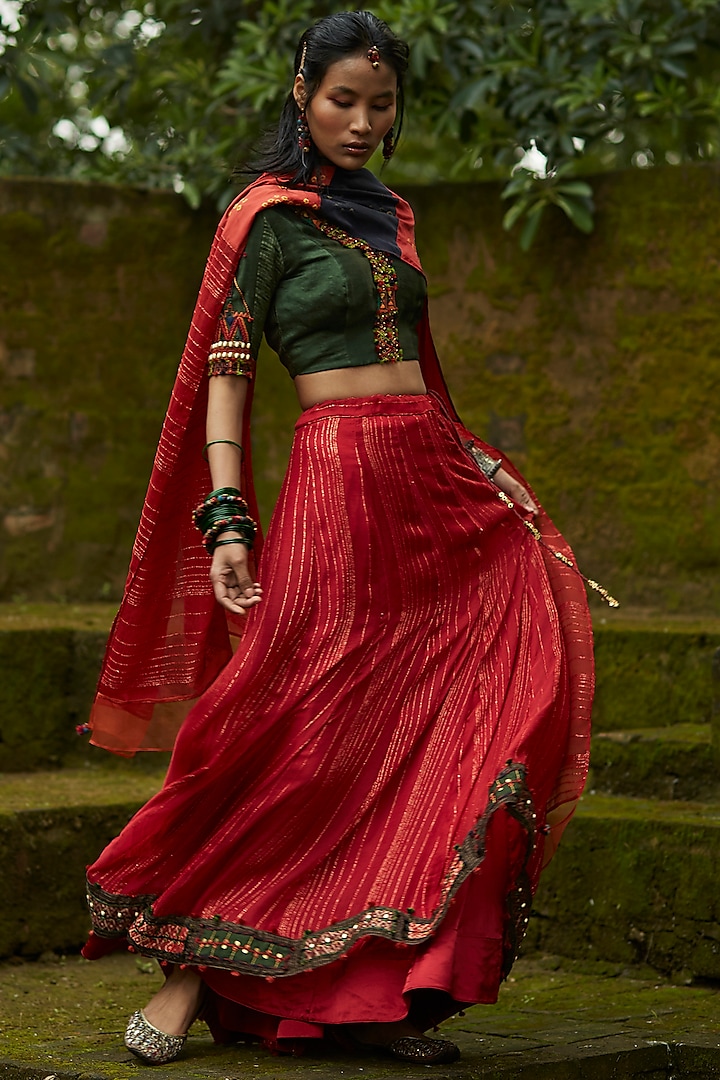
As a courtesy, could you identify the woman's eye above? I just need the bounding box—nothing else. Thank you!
[373,104,392,112]
[332,99,352,108]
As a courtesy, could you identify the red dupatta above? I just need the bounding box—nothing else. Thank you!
[89,169,430,754]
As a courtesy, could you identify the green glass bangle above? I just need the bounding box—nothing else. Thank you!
[213,536,253,549]
[194,492,244,526]
[206,486,243,500]
[200,507,250,531]
[203,440,244,461]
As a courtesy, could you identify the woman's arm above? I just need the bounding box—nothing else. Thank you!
[205,375,263,615]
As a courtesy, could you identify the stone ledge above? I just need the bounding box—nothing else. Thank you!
[0,628,109,773]
[592,626,720,734]
[0,767,166,815]
[529,793,720,978]
[0,769,164,958]
[589,724,718,802]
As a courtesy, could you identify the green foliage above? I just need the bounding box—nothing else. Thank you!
[501,163,594,250]
[1,0,720,239]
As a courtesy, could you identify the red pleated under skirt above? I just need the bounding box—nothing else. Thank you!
[84,394,593,1041]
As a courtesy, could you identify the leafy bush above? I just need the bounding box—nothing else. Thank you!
[2,0,719,241]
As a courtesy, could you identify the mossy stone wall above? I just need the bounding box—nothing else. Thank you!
[2,620,716,771]
[409,166,720,615]
[0,178,215,602]
[1,168,719,610]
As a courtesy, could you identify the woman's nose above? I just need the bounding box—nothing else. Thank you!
[350,109,371,134]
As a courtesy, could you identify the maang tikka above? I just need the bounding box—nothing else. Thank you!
[367,45,380,68]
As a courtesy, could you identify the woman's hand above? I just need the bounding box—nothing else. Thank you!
[209,536,263,615]
[493,467,539,516]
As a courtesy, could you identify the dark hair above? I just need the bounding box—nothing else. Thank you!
[244,11,409,185]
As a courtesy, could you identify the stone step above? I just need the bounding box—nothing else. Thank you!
[529,792,720,980]
[1,604,719,772]
[0,950,718,1079]
[0,767,166,959]
[2,771,720,984]
[589,723,718,802]
[0,605,114,773]
[591,617,720,735]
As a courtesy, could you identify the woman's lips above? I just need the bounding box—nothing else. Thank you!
[344,143,370,154]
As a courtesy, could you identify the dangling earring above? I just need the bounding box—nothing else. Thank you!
[297,110,311,155]
[382,127,395,161]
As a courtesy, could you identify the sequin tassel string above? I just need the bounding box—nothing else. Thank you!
[496,491,620,608]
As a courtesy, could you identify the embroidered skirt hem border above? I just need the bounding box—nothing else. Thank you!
[87,761,535,979]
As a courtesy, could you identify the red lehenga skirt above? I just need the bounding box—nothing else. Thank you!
[84,394,593,1043]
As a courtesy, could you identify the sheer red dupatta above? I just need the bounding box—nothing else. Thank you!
[89,171,419,754]
[418,313,594,861]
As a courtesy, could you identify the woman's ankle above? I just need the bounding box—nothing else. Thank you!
[142,967,204,1036]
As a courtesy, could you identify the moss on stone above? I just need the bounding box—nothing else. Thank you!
[0,603,116,632]
[2,614,719,769]
[529,792,720,978]
[0,178,215,605]
[0,800,158,958]
[591,628,720,732]
[589,723,716,802]
[0,767,166,813]
[402,164,720,615]
[0,629,115,771]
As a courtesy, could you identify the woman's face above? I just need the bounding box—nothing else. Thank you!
[294,52,397,170]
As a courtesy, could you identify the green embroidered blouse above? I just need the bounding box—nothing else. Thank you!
[208,205,427,380]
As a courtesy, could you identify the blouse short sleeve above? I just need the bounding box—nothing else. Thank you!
[208,214,284,379]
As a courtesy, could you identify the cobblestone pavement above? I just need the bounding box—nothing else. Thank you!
[1,951,719,1079]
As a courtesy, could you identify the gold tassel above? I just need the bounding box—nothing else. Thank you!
[500,495,620,608]
[479,473,620,607]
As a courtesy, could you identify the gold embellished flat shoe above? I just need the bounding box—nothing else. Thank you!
[385,1035,461,1064]
[334,1028,460,1065]
[124,1009,187,1065]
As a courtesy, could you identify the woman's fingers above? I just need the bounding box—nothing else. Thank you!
[210,545,264,615]
[214,576,263,615]
[220,586,263,616]
[493,468,539,516]
[514,487,539,515]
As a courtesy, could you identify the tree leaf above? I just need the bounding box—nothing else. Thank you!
[555,180,594,197]
[182,180,201,209]
[555,195,595,233]
[13,75,39,114]
[519,206,544,251]
[502,198,528,231]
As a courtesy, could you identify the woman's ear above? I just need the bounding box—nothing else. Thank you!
[293,74,307,110]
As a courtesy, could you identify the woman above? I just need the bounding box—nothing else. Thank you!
[82,10,597,1067]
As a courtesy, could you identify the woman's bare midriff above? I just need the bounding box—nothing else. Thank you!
[295,360,426,410]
